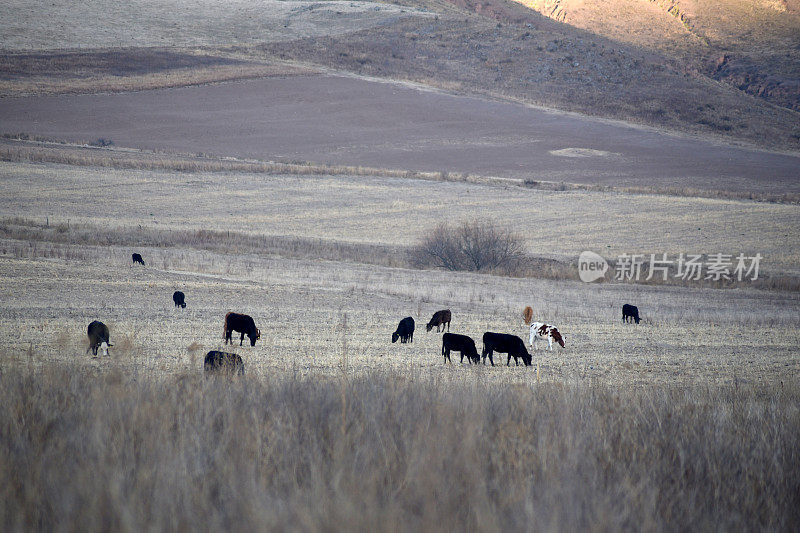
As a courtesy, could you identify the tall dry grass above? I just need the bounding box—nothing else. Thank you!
[0,363,797,531]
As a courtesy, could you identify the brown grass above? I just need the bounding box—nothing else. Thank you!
[2,138,798,204]
[521,179,800,205]
[0,50,312,97]
[0,363,797,531]
[0,141,421,179]
[3,216,798,292]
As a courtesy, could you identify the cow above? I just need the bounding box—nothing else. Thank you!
[481,332,532,366]
[223,312,260,346]
[442,332,479,364]
[392,317,415,344]
[622,304,640,324]
[86,320,112,357]
[426,309,451,332]
[204,351,244,375]
[523,306,533,325]
[131,253,145,266]
[529,322,565,351]
[173,291,186,308]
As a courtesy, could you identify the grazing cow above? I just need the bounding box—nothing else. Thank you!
[529,322,565,351]
[86,320,112,357]
[481,332,532,367]
[442,332,479,364]
[173,291,186,308]
[223,312,260,346]
[622,304,641,324]
[426,309,451,332]
[131,253,145,266]
[392,317,415,344]
[204,350,244,375]
[523,306,533,325]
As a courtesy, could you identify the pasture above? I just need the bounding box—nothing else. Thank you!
[1,159,798,384]
[2,0,799,528]
[1,153,798,529]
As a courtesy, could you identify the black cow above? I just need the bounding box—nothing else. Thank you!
[131,253,145,266]
[426,309,452,332]
[173,291,186,308]
[392,317,415,344]
[442,332,479,364]
[622,304,640,324]
[223,312,260,346]
[86,320,112,356]
[481,332,532,367]
[204,351,244,375]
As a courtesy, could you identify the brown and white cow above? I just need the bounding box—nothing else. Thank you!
[529,322,565,350]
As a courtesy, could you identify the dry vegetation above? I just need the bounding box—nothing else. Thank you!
[0,51,313,97]
[1,364,798,531]
[2,1,799,525]
[4,139,799,204]
[1,157,797,273]
[0,151,798,527]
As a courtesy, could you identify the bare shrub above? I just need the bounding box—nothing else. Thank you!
[413,220,526,274]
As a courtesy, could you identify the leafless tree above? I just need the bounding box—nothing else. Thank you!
[413,220,525,273]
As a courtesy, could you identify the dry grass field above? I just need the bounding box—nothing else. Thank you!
[0,156,798,529]
[1,365,798,531]
[0,0,433,50]
[0,158,797,385]
[2,0,799,527]
[2,160,798,272]
[1,221,798,529]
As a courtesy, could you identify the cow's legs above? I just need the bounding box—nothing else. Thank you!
[548,337,553,351]
[240,331,245,346]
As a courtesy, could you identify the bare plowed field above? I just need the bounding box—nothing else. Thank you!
[1,75,798,193]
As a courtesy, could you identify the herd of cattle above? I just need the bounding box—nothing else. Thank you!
[84,254,644,374]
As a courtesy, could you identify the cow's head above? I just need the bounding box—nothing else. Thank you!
[248,328,261,346]
[391,332,400,343]
[522,350,532,366]
[425,322,434,332]
[99,341,111,357]
[551,329,565,348]
[634,316,640,325]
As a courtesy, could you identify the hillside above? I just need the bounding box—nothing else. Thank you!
[262,10,800,150]
[1,0,799,151]
[505,0,800,111]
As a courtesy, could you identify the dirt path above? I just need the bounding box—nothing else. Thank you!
[1,74,798,192]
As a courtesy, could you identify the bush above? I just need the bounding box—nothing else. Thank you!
[413,220,525,273]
